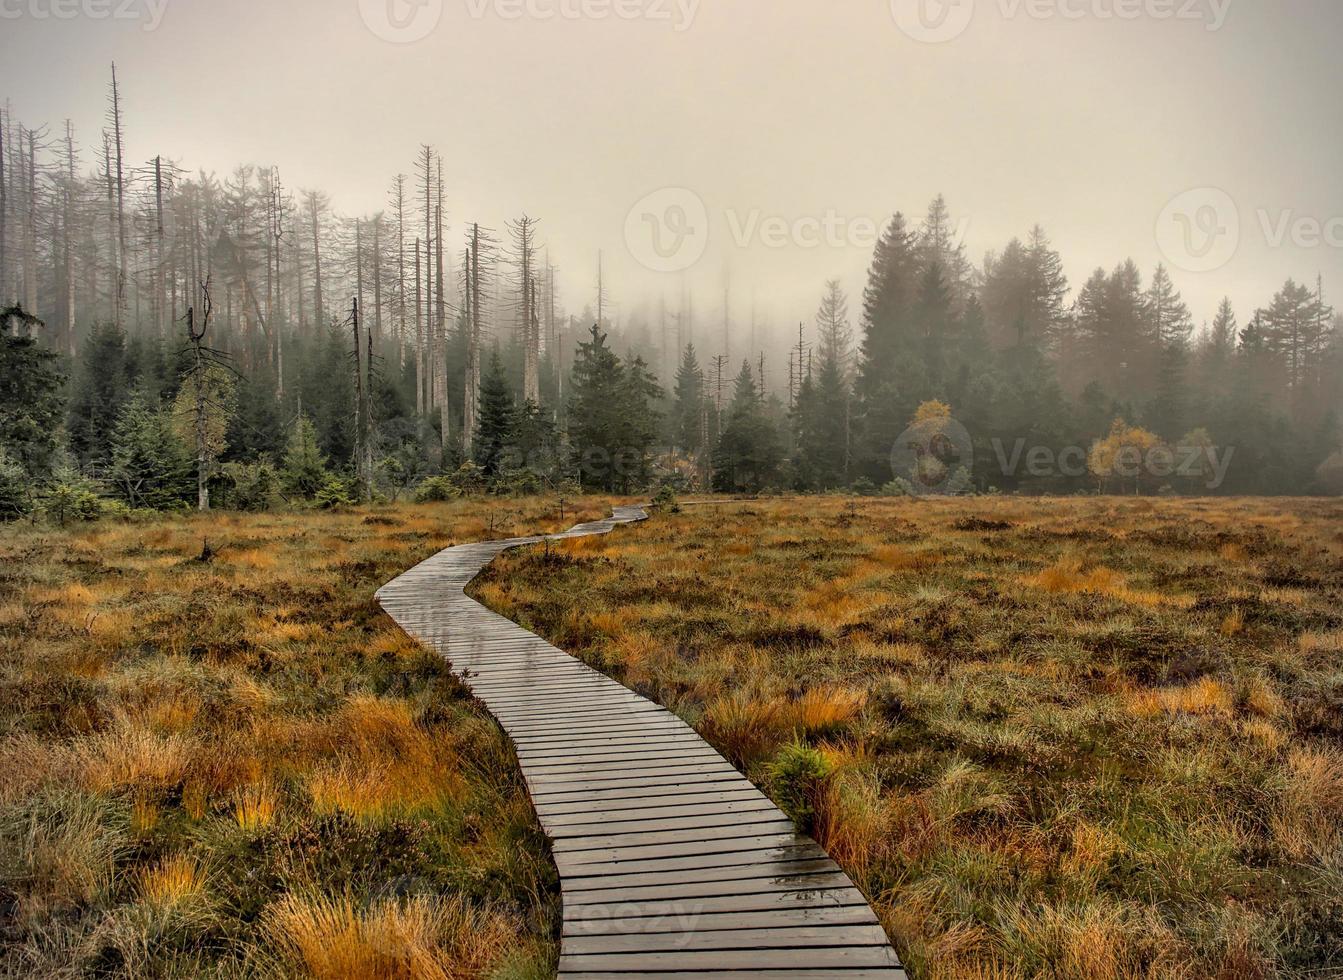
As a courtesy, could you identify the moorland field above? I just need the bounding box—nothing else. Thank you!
[0,498,617,980]
[1,494,1341,980]
[479,495,1343,980]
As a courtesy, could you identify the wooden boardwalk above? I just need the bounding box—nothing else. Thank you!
[376,506,906,979]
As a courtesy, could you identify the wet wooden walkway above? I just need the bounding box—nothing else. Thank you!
[376,505,906,979]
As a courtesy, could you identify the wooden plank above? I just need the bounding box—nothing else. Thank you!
[558,947,902,971]
[565,922,892,954]
[374,505,906,978]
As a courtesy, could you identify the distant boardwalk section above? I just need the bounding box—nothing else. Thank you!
[376,505,906,978]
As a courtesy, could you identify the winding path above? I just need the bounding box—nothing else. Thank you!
[376,505,906,979]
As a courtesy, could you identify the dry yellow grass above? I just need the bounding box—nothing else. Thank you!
[482,495,1343,978]
[261,893,516,980]
[137,854,206,907]
[233,782,279,831]
[0,496,610,977]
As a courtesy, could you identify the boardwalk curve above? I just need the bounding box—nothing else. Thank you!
[376,506,906,979]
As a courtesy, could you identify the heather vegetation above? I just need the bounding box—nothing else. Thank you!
[0,498,613,978]
[480,496,1343,979]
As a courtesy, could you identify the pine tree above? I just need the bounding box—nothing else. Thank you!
[1261,279,1332,412]
[0,325,65,478]
[815,280,853,376]
[917,195,972,307]
[1027,225,1069,347]
[914,260,954,392]
[66,322,131,468]
[855,213,919,480]
[568,325,661,491]
[474,350,517,477]
[1146,265,1194,349]
[672,343,705,454]
[800,281,856,487]
[713,361,781,492]
[280,415,328,499]
[108,390,193,510]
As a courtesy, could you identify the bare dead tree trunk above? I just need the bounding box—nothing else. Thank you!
[355,218,365,343]
[186,280,214,511]
[528,278,541,404]
[62,122,77,353]
[372,213,383,347]
[108,65,127,331]
[23,127,38,317]
[154,155,166,337]
[392,174,406,366]
[0,108,8,306]
[461,225,480,456]
[270,170,286,393]
[435,198,448,453]
[307,191,324,328]
[418,145,434,417]
[414,236,423,417]
[351,296,373,500]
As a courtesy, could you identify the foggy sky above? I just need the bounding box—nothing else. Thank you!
[3,0,1341,357]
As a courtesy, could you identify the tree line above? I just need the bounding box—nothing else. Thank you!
[1,71,1340,520]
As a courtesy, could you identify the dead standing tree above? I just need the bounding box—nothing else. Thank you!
[349,296,374,499]
[460,222,496,457]
[507,215,541,404]
[183,279,222,511]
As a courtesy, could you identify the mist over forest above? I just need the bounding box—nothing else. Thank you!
[2,61,1340,517]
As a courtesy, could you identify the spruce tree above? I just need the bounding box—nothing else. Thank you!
[280,416,329,499]
[713,362,781,492]
[66,322,131,468]
[672,343,705,454]
[856,213,919,481]
[108,391,193,510]
[0,328,65,479]
[474,350,518,477]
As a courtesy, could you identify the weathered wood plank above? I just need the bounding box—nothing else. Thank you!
[374,505,906,978]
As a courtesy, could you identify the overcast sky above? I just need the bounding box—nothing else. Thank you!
[3,0,1341,356]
